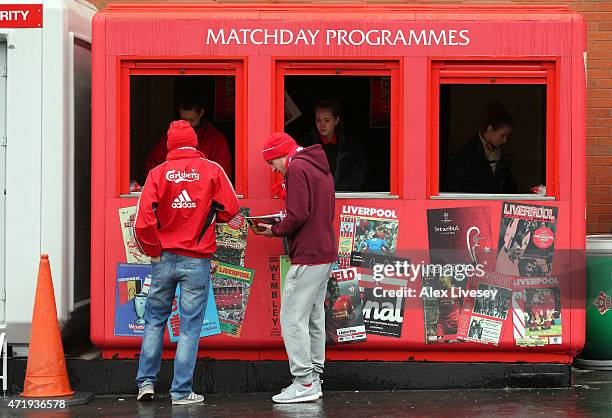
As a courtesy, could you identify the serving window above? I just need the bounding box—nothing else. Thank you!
[430,61,558,200]
[118,60,246,196]
[274,61,400,197]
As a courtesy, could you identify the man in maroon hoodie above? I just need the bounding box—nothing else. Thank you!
[257,132,337,403]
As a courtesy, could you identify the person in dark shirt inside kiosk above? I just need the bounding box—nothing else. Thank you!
[299,99,367,192]
[451,102,516,194]
[254,132,336,403]
[145,98,233,178]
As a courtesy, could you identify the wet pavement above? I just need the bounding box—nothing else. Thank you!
[1,368,611,417]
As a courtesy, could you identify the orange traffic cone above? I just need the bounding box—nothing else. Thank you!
[21,254,74,397]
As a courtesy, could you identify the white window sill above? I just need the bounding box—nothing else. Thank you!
[121,192,245,199]
[335,192,398,199]
[431,193,555,201]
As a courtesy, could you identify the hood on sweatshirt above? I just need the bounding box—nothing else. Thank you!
[291,144,330,174]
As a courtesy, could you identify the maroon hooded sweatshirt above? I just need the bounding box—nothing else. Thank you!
[271,145,337,265]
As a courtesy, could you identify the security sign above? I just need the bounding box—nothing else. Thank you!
[0,5,42,28]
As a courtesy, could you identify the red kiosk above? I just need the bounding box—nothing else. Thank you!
[91,4,586,373]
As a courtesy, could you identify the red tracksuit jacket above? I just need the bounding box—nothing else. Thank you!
[134,147,239,258]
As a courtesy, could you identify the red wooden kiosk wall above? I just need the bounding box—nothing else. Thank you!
[91,4,586,362]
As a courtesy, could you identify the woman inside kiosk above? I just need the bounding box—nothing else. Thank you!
[299,99,367,192]
[449,102,516,194]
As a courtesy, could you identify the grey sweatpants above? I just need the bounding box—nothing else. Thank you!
[280,263,333,384]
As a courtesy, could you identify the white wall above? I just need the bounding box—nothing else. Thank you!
[3,0,95,344]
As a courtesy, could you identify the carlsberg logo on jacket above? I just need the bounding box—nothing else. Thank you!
[166,169,200,183]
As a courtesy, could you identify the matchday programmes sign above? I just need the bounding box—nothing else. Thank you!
[206,28,470,47]
[0,5,42,28]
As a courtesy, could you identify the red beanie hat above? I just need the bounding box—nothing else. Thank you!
[262,132,298,161]
[167,120,197,151]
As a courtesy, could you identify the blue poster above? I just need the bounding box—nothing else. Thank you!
[114,264,151,337]
[114,263,221,340]
[167,285,221,343]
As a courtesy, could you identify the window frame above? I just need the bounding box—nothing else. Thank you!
[117,58,247,197]
[273,59,402,198]
[428,59,559,200]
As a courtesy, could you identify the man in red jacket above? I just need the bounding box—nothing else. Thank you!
[134,120,239,405]
[144,100,233,178]
[257,132,337,403]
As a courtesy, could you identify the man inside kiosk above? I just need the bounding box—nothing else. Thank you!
[145,97,233,178]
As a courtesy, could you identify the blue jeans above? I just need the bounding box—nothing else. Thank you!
[135,252,210,400]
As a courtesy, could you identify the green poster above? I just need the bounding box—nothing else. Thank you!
[280,255,291,292]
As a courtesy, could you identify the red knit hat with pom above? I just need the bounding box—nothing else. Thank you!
[167,120,197,151]
[262,132,297,161]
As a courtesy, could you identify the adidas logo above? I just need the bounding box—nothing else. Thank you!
[171,190,196,209]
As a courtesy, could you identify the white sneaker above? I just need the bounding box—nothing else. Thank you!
[282,378,323,398]
[137,384,154,401]
[273,381,319,403]
[172,392,205,405]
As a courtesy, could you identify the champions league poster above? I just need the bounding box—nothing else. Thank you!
[427,206,493,268]
[424,206,493,344]
[114,264,151,337]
